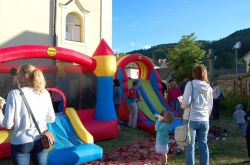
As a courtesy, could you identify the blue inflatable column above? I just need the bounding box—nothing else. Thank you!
[92,39,117,121]
[95,77,116,120]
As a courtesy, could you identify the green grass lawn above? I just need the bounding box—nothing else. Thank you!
[0,116,248,165]
[169,117,248,165]
[96,117,248,165]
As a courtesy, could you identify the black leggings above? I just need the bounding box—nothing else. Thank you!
[246,123,250,158]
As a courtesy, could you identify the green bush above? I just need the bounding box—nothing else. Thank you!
[220,95,249,117]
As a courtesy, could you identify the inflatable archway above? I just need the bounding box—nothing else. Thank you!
[116,54,154,80]
[115,54,179,135]
[0,45,96,71]
[47,88,67,113]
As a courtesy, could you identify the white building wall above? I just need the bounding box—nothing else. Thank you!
[100,0,112,47]
[0,0,53,47]
[0,0,112,57]
[243,52,250,72]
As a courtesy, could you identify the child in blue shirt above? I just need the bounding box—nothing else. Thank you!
[155,111,174,165]
[233,104,247,136]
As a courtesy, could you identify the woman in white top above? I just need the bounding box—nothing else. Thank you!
[182,65,213,165]
[0,64,55,165]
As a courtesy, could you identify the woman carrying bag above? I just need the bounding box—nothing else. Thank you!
[181,65,213,165]
[0,64,55,165]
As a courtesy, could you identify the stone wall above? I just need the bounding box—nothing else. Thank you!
[215,73,248,96]
[215,74,235,96]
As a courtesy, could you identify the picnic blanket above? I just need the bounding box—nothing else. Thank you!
[84,136,180,165]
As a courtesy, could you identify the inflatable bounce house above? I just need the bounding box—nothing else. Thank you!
[0,39,181,164]
[115,54,181,135]
[0,39,118,164]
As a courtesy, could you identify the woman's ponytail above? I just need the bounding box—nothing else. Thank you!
[17,64,46,93]
[32,69,46,93]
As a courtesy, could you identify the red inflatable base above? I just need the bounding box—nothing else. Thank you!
[77,109,119,141]
[0,143,11,159]
[138,122,156,135]
[0,127,10,159]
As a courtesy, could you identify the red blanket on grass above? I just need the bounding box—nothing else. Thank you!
[84,137,178,165]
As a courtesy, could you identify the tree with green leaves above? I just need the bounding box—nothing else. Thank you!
[168,33,206,81]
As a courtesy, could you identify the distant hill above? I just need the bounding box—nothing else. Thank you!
[205,28,250,58]
[127,28,250,69]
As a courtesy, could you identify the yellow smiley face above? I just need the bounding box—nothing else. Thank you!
[47,47,57,56]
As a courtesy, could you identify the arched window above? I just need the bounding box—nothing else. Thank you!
[66,13,82,42]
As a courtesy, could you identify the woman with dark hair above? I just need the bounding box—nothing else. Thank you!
[211,82,222,120]
[2,67,19,98]
[113,79,121,121]
[181,65,213,165]
[167,80,182,115]
[161,81,167,98]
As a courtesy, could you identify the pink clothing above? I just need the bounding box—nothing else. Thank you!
[168,87,181,102]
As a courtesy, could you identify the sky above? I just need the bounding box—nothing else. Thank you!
[112,0,250,53]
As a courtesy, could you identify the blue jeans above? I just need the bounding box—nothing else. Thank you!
[170,100,180,115]
[127,102,138,128]
[11,139,48,165]
[183,120,209,165]
[238,123,247,135]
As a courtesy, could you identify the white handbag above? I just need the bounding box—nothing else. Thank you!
[174,81,193,147]
[174,122,191,146]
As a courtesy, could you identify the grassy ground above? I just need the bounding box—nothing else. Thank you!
[96,117,248,165]
[0,116,248,165]
[169,117,248,165]
[95,125,154,151]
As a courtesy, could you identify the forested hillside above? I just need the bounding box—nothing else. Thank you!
[127,28,250,69]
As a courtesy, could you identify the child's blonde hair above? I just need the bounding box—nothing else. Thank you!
[17,64,46,93]
[161,111,174,124]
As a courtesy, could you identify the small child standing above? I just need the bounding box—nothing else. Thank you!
[233,104,247,136]
[155,111,174,165]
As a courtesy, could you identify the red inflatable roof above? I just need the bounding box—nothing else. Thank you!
[0,45,96,72]
[92,39,115,56]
